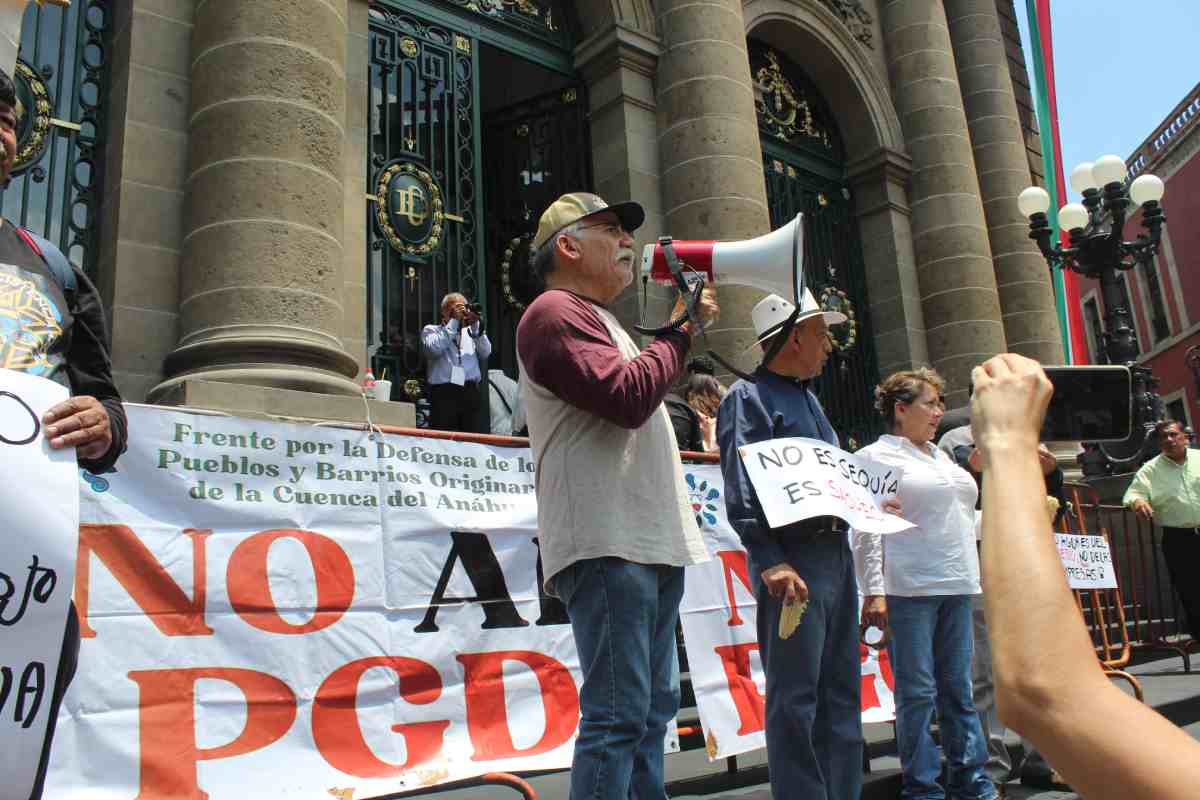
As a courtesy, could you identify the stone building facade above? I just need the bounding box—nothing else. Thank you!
[10,0,1066,436]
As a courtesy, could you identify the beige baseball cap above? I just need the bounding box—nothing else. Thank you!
[532,192,645,250]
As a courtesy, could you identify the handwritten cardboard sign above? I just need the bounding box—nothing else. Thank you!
[0,368,77,800]
[1055,533,1118,589]
[737,436,914,534]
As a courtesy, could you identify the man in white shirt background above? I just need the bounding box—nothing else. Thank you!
[421,292,492,433]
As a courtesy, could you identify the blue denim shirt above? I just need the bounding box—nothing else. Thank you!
[717,366,839,571]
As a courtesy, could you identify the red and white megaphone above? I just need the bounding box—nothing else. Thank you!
[640,213,805,304]
[635,214,806,377]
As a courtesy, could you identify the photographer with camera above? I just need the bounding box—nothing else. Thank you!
[421,292,491,433]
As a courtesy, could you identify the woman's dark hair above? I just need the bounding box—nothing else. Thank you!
[873,367,944,430]
[684,372,722,403]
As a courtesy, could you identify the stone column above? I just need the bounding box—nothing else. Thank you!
[655,0,771,381]
[574,22,664,334]
[946,0,1064,365]
[879,0,1007,407]
[150,0,361,401]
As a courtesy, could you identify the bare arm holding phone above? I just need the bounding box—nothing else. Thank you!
[972,354,1200,800]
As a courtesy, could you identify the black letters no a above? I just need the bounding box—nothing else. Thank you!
[0,391,39,446]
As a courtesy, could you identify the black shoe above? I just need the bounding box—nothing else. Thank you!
[1022,769,1072,792]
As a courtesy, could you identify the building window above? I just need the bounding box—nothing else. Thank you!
[1143,255,1172,343]
[1083,297,1107,364]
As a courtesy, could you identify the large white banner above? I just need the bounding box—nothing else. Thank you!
[677,464,895,761]
[0,369,77,800]
[52,406,603,799]
[49,407,892,797]
[736,437,913,534]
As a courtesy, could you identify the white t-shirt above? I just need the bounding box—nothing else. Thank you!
[852,434,981,597]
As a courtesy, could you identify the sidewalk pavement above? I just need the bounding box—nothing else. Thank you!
[419,652,1197,800]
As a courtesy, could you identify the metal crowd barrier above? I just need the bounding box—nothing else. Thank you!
[1059,483,1198,677]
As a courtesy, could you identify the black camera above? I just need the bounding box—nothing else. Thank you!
[1040,365,1131,442]
[467,302,483,315]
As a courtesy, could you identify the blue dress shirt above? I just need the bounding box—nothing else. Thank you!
[717,366,839,571]
[421,317,492,385]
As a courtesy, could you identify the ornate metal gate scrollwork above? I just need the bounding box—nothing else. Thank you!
[482,83,591,378]
[367,5,484,416]
[2,1,109,280]
[753,40,882,451]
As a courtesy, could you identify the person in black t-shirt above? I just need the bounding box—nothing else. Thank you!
[0,65,128,800]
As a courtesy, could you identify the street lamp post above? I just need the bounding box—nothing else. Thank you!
[1018,155,1167,477]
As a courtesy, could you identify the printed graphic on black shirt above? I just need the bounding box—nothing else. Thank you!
[0,260,65,378]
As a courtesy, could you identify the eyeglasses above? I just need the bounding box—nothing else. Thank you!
[573,221,630,238]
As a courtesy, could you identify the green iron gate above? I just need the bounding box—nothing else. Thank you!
[1,0,109,280]
[753,40,882,450]
[482,83,590,378]
[367,0,582,422]
[367,5,487,413]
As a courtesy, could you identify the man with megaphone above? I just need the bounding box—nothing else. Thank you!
[717,291,865,800]
[517,192,718,800]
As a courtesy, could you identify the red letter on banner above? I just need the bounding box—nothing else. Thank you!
[312,656,450,777]
[716,550,754,626]
[75,525,213,639]
[226,529,355,634]
[458,650,580,760]
[128,667,296,800]
[713,642,765,735]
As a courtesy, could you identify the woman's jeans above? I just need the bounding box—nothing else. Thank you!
[887,594,996,800]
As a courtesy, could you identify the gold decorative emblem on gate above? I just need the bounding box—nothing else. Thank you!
[819,286,857,352]
[500,232,535,314]
[12,60,53,176]
[372,161,445,256]
[400,37,419,58]
[754,50,832,150]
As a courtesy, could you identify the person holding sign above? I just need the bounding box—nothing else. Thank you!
[518,192,718,800]
[1123,419,1200,640]
[851,369,997,800]
[0,60,127,800]
[421,292,492,433]
[716,291,864,800]
[972,353,1200,800]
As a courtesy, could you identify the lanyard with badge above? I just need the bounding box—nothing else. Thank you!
[450,322,474,386]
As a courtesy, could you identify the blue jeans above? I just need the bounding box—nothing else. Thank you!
[753,533,863,800]
[551,558,683,800]
[888,594,995,800]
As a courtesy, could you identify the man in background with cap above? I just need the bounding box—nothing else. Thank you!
[517,192,718,800]
[717,291,862,800]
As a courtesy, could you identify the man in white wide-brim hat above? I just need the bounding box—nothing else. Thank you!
[716,289,864,800]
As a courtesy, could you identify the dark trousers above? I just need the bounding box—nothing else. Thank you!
[428,381,483,433]
[752,534,863,800]
[30,605,80,800]
[1161,526,1200,639]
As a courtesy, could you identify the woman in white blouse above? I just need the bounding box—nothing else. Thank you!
[853,368,997,800]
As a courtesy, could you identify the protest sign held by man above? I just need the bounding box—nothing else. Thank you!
[517,191,718,800]
[716,290,864,800]
[0,10,127,792]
